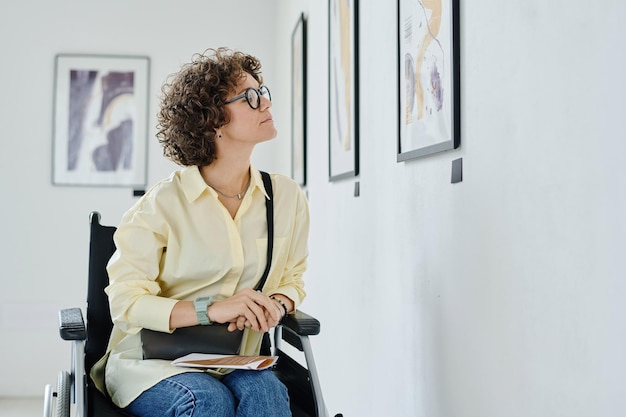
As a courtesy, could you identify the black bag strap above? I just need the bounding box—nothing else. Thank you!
[254,171,274,291]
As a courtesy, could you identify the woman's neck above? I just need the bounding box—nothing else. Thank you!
[199,158,251,195]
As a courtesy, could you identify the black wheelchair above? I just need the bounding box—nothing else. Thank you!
[43,211,337,417]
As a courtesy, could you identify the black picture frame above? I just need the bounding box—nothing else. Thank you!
[291,13,308,187]
[397,0,460,161]
[52,53,150,187]
[328,0,359,181]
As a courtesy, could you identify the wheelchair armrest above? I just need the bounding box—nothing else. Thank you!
[59,308,87,341]
[282,309,320,336]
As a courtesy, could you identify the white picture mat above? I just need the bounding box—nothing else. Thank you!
[52,54,149,186]
[398,0,457,160]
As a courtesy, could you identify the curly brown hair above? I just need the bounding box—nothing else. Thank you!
[156,48,263,166]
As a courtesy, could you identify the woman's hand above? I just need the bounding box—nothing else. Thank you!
[231,294,291,331]
[207,288,282,333]
[259,297,284,329]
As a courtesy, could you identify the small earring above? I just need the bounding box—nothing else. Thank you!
[217,133,222,138]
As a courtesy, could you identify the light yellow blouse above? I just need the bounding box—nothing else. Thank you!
[90,166,309,408]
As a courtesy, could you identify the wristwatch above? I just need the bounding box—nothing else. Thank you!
[193,296,213,325]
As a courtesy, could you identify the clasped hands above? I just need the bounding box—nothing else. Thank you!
[207,288,285,333]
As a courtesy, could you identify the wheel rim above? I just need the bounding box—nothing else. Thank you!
[55,371,71,417]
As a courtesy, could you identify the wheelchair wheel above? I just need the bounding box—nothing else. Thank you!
[55,371,71,417]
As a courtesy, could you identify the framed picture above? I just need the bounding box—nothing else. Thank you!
[397,0,460,161]
[52,54,150,187]
[328,0,359,181]
[291,13,307,187]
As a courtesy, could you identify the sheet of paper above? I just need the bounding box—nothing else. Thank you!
[172,353,278,370]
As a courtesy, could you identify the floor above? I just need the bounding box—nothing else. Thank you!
[0,397,76,417]
[0,398,44,417]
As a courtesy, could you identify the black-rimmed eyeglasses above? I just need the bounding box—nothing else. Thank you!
[224,86,271,109]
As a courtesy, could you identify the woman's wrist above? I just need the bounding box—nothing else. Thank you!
[270,295,289,317]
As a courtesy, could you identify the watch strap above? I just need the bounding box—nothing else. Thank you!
[194,296,213,325]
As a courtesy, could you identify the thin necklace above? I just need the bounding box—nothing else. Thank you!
[207,175,251,200]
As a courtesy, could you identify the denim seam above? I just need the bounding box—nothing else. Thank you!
[164,377,197,417]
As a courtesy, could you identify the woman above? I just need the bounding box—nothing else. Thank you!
[90,48,309,417]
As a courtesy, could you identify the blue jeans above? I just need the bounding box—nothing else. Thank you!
[124,370,291,417]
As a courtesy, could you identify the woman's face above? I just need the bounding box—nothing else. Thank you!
[220,72,276,145]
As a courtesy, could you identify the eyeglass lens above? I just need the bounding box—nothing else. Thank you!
[245,86,271,109]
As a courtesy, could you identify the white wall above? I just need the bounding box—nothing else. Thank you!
[276,1,626,417]
[2,1,626,417]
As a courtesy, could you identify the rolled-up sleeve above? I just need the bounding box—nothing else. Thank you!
[105,205,178,334]
[273,185,309,309]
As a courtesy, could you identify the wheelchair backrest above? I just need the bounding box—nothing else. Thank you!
[85,212,117,373]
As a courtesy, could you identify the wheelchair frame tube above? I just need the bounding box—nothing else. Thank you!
[300,336,329,417]
[43,384,53,417]
[71,340,86,417]
[275,326,329,417]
